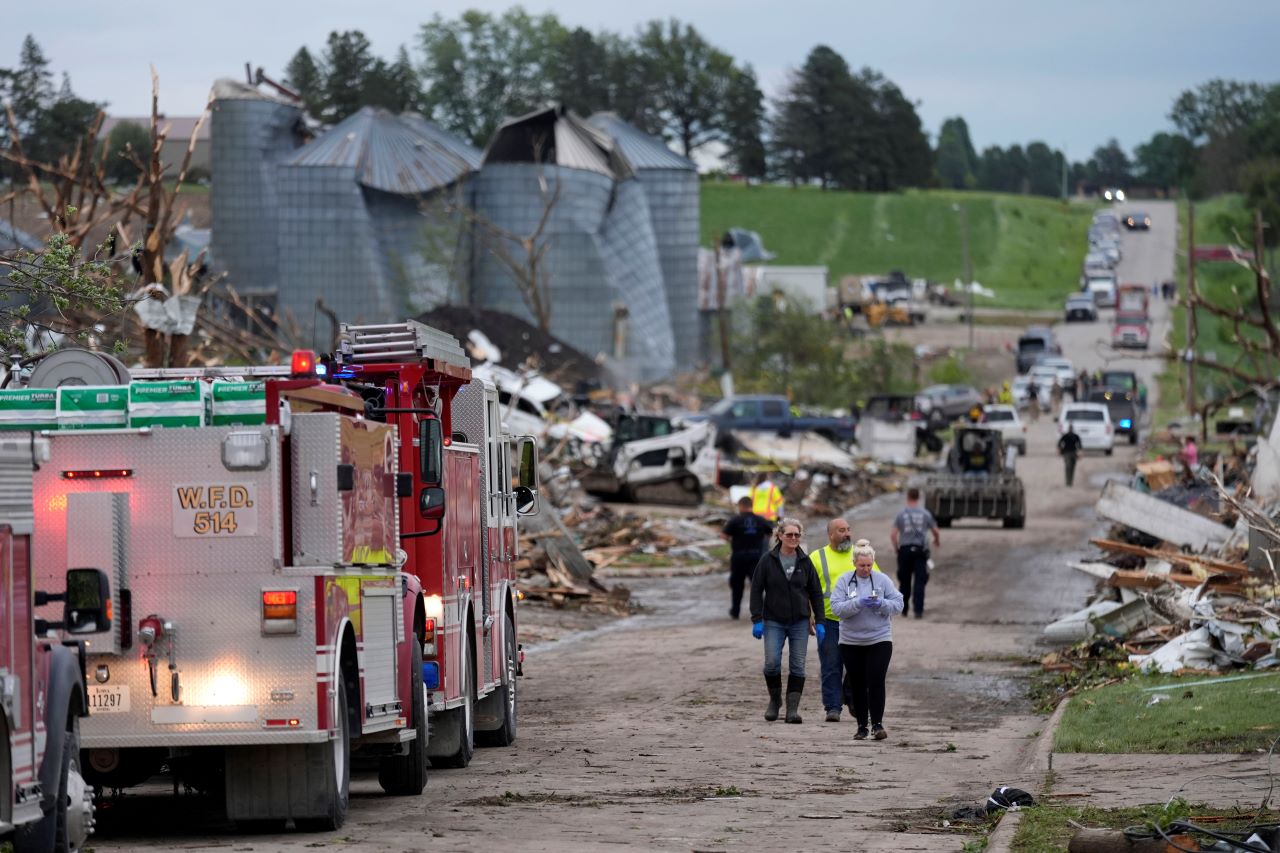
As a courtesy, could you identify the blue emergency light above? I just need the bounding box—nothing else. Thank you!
[421,662,440,690]
[1119,419,1132,429]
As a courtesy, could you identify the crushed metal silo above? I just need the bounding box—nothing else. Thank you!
[589,113,699,372]
[209,79,306,299]
[275,108,480,331]
[470,106,675,381]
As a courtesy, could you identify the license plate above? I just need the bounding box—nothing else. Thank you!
[87,685,130,714]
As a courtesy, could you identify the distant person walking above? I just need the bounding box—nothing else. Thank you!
[1025,379,1040,422]
[811,517,856,722]
[749,518,825,724]
[889,488,940,619]
[1058,422,1083,486]
[1181,435,1199,472]
[721,496,773,620]
[1049,380,1064,416]
[829,542,903,740]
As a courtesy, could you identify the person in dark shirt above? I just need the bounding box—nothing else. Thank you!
[1058,423,1083,486]
[721,496,773,619]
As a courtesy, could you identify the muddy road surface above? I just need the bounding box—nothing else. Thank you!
[88,206,1172,851]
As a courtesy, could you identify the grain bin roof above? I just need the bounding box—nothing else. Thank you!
[587,113,694,171]
[286,107,480,195]
[483,105,634,180]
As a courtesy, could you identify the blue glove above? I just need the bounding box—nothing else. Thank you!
[859,596,880,609]
[814,623,826,644]
[751,621,764,640]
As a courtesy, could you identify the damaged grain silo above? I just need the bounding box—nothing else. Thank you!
[469,106,676,381]
[274,107,480,327]
[209,79,307,301]
[588,114,699,372]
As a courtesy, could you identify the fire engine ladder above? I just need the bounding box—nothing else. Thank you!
[129,366,294,380]
[336,321,470,370]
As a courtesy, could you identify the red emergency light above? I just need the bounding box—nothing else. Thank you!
[61,469,133,480]
[290,350,317,377]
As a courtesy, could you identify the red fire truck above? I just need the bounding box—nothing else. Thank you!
[1,434,112,852]
[21,319,537,830]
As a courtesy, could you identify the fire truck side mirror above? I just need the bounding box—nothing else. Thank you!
[419,486,446,521]
[514,486,536,515]
[516,436,539,490]
[64,568,112,635]
[419,417,443,486]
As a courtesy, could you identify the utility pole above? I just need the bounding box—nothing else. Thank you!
[959,205,974,350]
[1060,150,1069,200]
[716,234,732,371]
[1186,202,1197,417]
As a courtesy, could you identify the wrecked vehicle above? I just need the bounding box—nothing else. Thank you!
[577,412,716,506]
[473,362,612,454]
[923,427,1026,528]
[858,394,942,463]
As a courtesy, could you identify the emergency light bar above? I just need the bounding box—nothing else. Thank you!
[290,350,317,377]
[61,468,133,480]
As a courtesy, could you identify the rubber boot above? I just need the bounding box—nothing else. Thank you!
[785,675,805,724]
[763,674,782,722]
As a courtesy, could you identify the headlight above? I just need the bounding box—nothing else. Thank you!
[223,430,270,470]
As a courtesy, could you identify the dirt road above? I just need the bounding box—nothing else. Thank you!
[87,206,1174,851]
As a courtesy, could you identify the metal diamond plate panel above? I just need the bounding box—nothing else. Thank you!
[290,414,342,565]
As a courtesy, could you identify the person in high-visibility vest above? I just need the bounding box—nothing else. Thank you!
[750,474,784,522]
[811,517,856,722]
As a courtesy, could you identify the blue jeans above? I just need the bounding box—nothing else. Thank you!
[817,618,846,711]
[763,619,810,679]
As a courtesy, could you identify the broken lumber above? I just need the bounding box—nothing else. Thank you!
[1068,828,1201,852]
[1089,538,1250,575]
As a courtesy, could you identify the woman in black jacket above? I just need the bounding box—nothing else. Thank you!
[748,517,826,724]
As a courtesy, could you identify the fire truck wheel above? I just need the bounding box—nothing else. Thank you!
[295,678,350,831]
[16,715,85,853]
[476,614,518,748]
[378,639,428,795]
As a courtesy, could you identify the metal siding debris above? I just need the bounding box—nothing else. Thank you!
[1095,480,1232,550]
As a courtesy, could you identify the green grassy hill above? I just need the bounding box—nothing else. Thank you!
[699,183,1097,310]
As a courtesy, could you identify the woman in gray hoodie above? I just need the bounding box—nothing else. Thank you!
[829,543,904,740]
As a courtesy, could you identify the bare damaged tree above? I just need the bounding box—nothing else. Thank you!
[1165,206,1277,434]
[422,132,561,332]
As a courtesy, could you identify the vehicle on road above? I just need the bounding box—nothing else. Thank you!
[1087,387,1139,444]
[0,435,111,852]
[1064,293,1099,322]
[915,384,984,427]
[1034,355,1076,389]
[1058,402,1114,454]
[1028,365,1061,410]
[14,322,540,830]
[1124,211,1152,230]
[1116,283,1150,315]
[1099,370,1138,394]
[980,404,1027,455]
[1015,326,1061,373]
[688,394,857,447]
[1010,376,1033,410]
[1085,273,1118,307]
[1111,312,1150,350]
[923,427,1025,529]
[1084,250,1115,271]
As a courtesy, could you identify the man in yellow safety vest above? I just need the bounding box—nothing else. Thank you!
[811,517,856,722]
[750,473,784,522]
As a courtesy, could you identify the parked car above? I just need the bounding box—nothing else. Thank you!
[1087,388,1139,444]
[1065,293,1098,322]
[915,384,984,426]
[1034,355,1076,389]
[1124,211,1152,230]
[1058,402,1114,454]
[981,404,1027,455]
[1111,312,1150,349]
[1099,370,1137,393]
[1016,326,1061,373]
[1084,250,1115,271]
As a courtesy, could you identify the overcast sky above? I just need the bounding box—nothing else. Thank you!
[5,0,1277,161]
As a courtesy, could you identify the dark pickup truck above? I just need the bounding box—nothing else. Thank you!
[684,395,858,446]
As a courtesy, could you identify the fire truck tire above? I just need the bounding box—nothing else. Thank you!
[378,639,428,795]
[429,641,475,769]
[476,614,518,748]
[294,678,351,832]
[16,715,86,853]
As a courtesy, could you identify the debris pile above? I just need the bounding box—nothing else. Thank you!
[1044,429,1280,680]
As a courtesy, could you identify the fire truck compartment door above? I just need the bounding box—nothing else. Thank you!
[361,587,399,715]
[66,492,128,656]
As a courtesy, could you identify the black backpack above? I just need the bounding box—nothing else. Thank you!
[985,786,1036,814]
